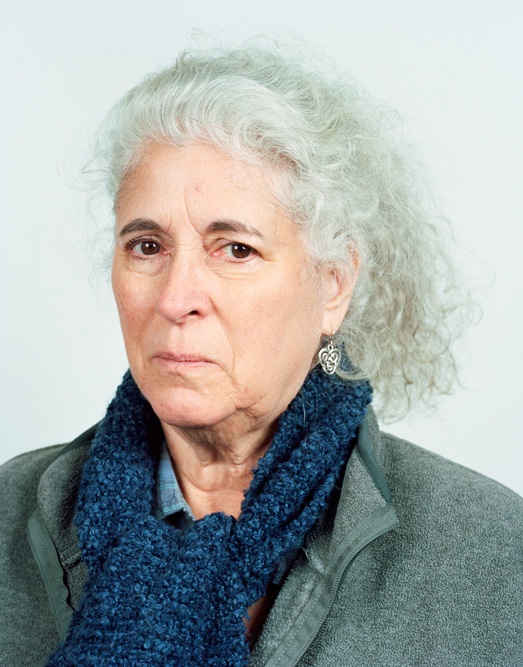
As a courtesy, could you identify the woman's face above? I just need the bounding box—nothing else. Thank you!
[112,142,348,434]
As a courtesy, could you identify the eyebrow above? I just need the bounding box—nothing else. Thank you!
[206,220,264,238]
[119,218,264,238]
[119,219,162,237]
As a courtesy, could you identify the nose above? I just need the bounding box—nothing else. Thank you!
[155,254,212,324]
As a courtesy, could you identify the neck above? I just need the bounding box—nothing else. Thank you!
[161,418,276,519]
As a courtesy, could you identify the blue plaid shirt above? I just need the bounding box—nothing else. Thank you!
[155,442,194,532]
[155,440,300,585]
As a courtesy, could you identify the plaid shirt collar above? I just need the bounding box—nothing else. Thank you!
[155,440,194,521]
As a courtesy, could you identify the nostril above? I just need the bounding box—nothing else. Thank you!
[189,310,198,315]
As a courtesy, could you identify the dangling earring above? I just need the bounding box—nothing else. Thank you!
[318,333,341,375]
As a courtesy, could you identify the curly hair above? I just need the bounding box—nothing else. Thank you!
[86,41,476,420]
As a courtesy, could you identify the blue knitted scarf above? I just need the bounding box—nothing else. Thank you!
[47,367,372,666]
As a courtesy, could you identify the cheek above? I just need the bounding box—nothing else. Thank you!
[112,269,154,334]
[231,273,322,359]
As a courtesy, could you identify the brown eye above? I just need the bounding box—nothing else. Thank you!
[212,241,258,262]
[135,241,160,256]
[229,243,252,259]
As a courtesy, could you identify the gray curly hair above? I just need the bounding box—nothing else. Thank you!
[87,42,476,420]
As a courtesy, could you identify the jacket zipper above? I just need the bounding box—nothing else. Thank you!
[264,504,398,667]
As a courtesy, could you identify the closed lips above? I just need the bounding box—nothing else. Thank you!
[155,353,214,363]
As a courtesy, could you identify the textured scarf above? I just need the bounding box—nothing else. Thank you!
[47,367,372,666]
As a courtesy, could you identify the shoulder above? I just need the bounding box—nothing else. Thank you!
[375,431,523,574]
[0,423,98,514]
[377,432,521,649]
[0,426,97,666]
[0,445,64,504]
[378,430,523,527]
[339,428,523,663]
[0,445,67,554]
[0,424,98,494]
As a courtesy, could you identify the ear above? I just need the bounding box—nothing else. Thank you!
[320,256,359,336]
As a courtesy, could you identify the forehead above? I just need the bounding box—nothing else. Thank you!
[117,142,283,223]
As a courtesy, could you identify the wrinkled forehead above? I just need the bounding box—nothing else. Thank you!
[117,139,289,207]
[114,141,298,241]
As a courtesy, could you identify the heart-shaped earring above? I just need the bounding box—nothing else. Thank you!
[318,337,341,375]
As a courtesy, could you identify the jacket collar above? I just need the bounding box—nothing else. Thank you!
[331,407,394,544]
[250,408,399,666]
[35,424,97,568]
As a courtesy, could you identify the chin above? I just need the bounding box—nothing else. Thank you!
[143,383,235,430]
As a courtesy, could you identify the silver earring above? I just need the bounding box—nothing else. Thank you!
[318,335,341,375]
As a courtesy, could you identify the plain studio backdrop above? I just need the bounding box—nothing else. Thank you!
[1,0,522,495]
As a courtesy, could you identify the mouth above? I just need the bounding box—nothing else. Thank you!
[153,352,216,370]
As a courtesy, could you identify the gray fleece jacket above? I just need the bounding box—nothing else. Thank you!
[0,410,521,666]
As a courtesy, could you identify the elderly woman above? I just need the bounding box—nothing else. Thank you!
[0,44,521,667]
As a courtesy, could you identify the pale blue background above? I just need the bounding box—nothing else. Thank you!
[1,0,521,494]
